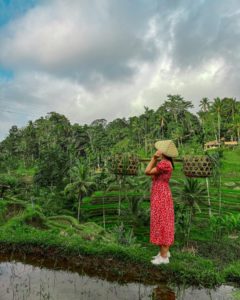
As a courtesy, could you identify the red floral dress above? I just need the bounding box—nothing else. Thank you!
[150,159,175,246]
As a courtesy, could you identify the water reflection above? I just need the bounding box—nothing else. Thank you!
[152,284,176,299]
[0,259,238,300]
[1,261,153,299]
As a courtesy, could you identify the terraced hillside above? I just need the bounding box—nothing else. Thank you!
[81,148,240,243]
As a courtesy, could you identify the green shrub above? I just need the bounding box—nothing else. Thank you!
[110,222,137,246]
[0,174,18,187]
[209,213,240,240]
[223,261,240,283]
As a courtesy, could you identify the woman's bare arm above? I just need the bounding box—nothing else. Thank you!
[145,150,162,176]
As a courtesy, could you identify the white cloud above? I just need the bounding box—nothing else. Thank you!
[0,0,158,83]
[0,70,150,140]
[0,0,240,140]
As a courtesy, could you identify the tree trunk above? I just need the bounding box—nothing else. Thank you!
[144,138,148,154]
[102,196,106,230]
[186,207,193,248]
[77,193,82,221]
[218,112,221,144]
[206,178,212,217]
[218,175,222,215]
[118,177,122,217]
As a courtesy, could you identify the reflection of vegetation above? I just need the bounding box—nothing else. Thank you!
[232,288,240,300]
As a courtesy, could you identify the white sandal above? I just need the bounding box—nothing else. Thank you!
[151,255,169,265]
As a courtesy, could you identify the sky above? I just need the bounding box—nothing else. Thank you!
[0,0,240,140]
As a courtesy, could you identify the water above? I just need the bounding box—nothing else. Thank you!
[0,258,238,300]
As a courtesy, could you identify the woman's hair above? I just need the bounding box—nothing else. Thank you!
[162,154,174,169]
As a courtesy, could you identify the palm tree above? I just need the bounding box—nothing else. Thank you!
[124,175,150,217]
[171,127,184,148]
[175,178,207,246]
[212,97,223,143]
[199,98,211,139]
[178,178,207,212]
[64,161,96,221]
[231,98,238,122]
[158,114,166,139]
[231,115,240,142]
[129,117,142,147]
[199,97,210,112]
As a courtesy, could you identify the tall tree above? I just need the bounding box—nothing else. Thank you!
[212,97,223,143]
[64,161,96,221]
[199,97,210,113]
[164,94,193,124]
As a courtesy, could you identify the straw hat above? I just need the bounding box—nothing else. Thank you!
[154,140,178,158]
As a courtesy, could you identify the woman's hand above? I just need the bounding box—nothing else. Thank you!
[153,150,161,159]
[145,150,161,175]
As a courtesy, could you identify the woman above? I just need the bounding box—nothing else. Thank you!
[145,140,178,265]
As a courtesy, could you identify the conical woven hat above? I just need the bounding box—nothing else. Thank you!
[154,140,178,158]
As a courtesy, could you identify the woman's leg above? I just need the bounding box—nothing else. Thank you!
[160,245,169,258]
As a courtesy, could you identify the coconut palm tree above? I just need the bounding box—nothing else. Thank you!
[159,114,166,139]
[171,126,184,149]
[212,97,223,144]
[231,97,238,122]
[199,98,211,138]
[64,161,96,221]
[199,97,211,112]
[230,115,240,142]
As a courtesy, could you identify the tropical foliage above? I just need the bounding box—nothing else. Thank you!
[0,95,239,225]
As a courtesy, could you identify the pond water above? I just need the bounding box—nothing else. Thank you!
[0,258,238,300]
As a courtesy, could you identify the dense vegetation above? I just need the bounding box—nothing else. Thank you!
[0,94,240,288]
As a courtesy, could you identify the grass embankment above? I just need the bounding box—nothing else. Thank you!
[0,199,239,288]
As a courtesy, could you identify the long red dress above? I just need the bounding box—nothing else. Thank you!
[150,159,175,246]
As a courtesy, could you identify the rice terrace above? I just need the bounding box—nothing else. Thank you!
[0,95,239,299]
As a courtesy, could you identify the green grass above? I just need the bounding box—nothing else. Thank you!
[15,165,36,176]
[232,289,240,300]
[0,204,226,288]
[0,200,240,288]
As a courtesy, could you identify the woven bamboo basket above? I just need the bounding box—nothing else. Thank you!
[183,155,213,178]
[108,154,139,176]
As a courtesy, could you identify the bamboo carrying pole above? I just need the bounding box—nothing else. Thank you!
[139,158,183,163]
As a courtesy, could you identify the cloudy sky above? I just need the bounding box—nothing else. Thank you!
[0,0,240,140]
